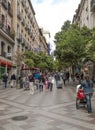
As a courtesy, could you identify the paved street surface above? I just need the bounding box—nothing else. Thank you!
[0,80,95,130]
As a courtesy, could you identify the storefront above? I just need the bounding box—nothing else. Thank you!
[0,59,12,79]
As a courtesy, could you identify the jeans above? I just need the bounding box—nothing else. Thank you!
[3,82,7,88]
[29,82,34,94]
[85,94,92,113]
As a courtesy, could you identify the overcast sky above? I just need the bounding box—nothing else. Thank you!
[31,0,81,51]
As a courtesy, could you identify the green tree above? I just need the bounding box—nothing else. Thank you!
[54,22,88,74]
[24,51,54,71]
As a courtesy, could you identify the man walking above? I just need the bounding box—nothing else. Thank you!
[2,73,8,88]
[10,73,16,88]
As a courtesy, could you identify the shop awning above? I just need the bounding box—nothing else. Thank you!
[0,59,12,67]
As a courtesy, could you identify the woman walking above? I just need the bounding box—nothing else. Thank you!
[28,74,35,95]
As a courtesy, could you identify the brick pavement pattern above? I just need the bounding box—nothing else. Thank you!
[0,81,95,130]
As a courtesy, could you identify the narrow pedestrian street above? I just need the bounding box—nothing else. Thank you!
[0,80,95,130]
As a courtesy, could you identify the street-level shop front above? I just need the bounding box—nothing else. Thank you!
[0,58,12,79]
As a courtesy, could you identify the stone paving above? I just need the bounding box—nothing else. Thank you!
[0,81,95,130]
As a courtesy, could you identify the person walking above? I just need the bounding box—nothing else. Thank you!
[34,71,40,90]
[2,73,8,88]
[39,73,45,92]
[28,74,35,95]
[48,73,54,91]
[66,71,70,83]
[62,71,67,85]
[10,73,16,88]
[81,75,94,113]
[45,77,49,90]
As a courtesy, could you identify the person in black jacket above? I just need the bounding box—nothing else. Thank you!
[2,73,8,88]
[39,74,45,91]
[10,73,16,88]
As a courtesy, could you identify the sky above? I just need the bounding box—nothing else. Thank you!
[31,0,81,51]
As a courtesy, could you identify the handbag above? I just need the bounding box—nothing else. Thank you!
[10,80,13,86]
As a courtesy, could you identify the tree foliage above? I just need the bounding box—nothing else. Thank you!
[54,20,94,72]
[24,51,54,71]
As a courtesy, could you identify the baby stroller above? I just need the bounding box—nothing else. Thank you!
[76,85,86,109]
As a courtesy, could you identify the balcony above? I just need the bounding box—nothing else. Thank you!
[2,0,8,10]
[91,0,95,12]
[25,24,28,30]
[17,11,22,20]
[8,7,13,17]
[28,12,31,18]
[25,41,28,49]
[21,0,25,7]
[21,18,25,26]
[0,21,14,40]
[21,37,25,46]
[30,17,33,23]
[30,31,33,38]
[28,28,31,35]
[25,6,28,13]
[17,33,22,42]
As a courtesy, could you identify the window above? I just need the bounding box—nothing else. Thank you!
[7,25,11,32]
[86,7,88,12]
[17,24,20,33]
[1,41,6,57]
[1,14,5,27]
[87,16,89,20]
[8,2,11,11]
[7,46,11,53]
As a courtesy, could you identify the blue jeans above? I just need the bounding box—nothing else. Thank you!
[86,94,92,113]
[3,82,7,88]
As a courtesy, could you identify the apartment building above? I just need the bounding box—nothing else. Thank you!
[73,0,95,29]
[12,0,48,53]
[13,0,39,52]
[0,0,14,78]
[0,0,48,78]
[39,28,49,54]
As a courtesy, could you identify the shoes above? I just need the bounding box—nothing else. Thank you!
[88,111,92,113]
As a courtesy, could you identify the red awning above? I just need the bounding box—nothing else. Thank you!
[0,59,12,67]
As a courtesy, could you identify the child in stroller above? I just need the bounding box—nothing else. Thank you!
[76,84,86,109]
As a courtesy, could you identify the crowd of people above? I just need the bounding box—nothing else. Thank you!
[1,70,71,94]
[1,69,94,113]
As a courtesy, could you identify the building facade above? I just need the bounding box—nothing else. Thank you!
[0,0,48,79]
[13,0,41,52]
[73,0,95,29]
[0,0,14,78]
